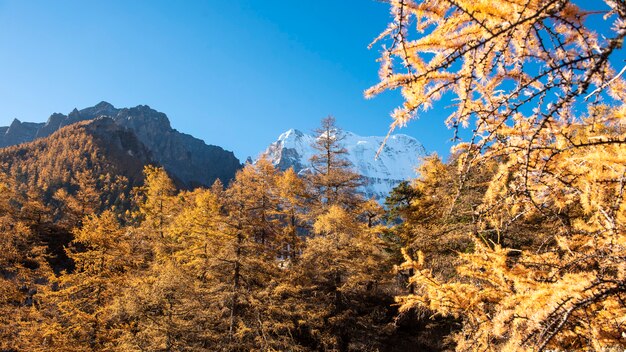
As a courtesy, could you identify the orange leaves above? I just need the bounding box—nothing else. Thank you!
[366,0,619,150]
[371,0,626,349]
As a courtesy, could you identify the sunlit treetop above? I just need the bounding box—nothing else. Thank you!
[367,0,626,144]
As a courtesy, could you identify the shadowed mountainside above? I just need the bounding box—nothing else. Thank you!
[0,101,241,187]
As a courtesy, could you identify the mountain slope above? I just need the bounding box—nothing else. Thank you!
[0,117,152,202]
[0,102,241,187]
[0,116,159,273]
[263,129,427,201]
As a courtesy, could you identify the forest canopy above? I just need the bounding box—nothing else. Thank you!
[0,1,624,351]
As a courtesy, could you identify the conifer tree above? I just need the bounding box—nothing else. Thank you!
[286,205,394,351]
[271,118,398,350]
[308,116,363,212]
[170,188,224,280]
[213,161,290,349]
[53,170,101,228]
[109,166,206,350]
[134,165,179,258]
[40,211,132,351]
[113,259,204,351]
[275,167,308,263]
[369,0,626,349]
[0,178,52,351]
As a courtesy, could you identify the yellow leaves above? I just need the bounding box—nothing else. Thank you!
[276,167,305,201]
[313,205,361,237]
[400,229,624,349]
[398,246,496,321]
[396,124,625,347]
[74,210,123,248]
[378,48,393,80]
[366,0,617,160]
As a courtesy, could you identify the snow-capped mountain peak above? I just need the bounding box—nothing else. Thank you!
[262,129,427,201]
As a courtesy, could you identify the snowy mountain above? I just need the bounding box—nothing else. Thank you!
[262,129,427,201]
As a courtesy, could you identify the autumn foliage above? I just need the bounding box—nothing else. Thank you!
[0,117,438,351]
[368,0,626,350]
[1,1,625,351]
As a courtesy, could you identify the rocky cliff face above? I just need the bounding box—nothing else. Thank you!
[0,102,241,187]
[81,117,155,184]
[0,119,44,148]
[263,129,427,201]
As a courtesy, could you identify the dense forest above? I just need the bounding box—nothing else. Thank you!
[0,116,455,351]
[1,0,626,351]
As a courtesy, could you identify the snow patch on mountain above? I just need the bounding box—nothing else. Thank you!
[263,129,427,201]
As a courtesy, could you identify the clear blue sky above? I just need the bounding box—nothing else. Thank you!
[0,0,457,161]
[2,1,619,161]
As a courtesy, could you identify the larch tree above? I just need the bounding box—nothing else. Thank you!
[212,161,294,350]
[112,259,202,351]
[276,116,397,351]
[170,187,225,283]
[275,167,308,263]
[286,204,395,351]
[40,211,132,351]
[112,166,203,351]
[369,0,626,350]
[0,178,52,352]
[308,116,363,213]
[134,165,180,259]
[52,170,102,228]
[386,154,498,281]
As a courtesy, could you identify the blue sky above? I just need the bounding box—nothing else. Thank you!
[1,1,621,161]
[0,0,457,160]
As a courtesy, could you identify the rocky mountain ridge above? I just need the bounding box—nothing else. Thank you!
[0,102,241,187]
